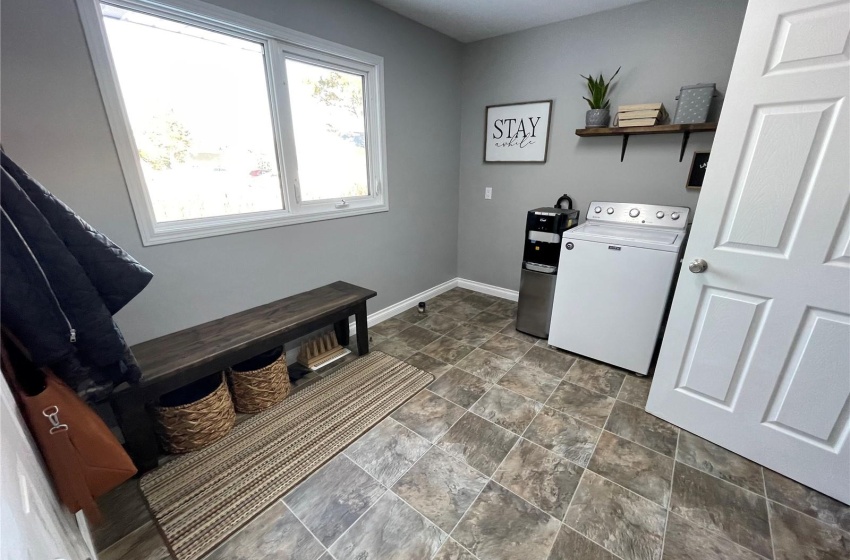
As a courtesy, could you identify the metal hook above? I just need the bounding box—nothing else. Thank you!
[42,406,68,434]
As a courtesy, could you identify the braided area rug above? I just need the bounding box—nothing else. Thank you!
[139,351,432,560]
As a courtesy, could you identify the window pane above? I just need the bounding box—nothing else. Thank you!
[101,4,283,222]
[285,60,368,202]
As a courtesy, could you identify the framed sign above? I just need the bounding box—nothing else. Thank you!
[686,151,710,188]
[484,100,552,163]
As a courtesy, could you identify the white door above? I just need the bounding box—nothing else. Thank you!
[646,0,850,504]
[0,375,93,560]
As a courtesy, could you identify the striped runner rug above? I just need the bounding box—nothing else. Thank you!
[139,351,433,560]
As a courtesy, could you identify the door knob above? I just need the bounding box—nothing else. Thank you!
[688,258,708,273]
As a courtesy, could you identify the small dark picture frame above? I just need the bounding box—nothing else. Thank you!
[686,151,710,189]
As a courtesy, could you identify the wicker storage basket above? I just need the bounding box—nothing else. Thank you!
[154,373,235,454]
[227,354,291,413]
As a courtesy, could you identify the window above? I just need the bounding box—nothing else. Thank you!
[78,0,387,245]
[285,60,368,203]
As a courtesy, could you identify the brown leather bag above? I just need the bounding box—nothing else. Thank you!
[2,341,137,520]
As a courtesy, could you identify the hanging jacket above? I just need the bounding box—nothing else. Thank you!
[0,151,152,402]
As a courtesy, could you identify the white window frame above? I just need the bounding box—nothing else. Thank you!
[76,0,388,246]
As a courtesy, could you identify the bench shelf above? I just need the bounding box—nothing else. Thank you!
[112,281,376,472]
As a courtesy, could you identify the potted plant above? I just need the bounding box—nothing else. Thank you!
[581,67,620,128]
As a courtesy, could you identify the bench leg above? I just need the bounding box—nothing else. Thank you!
[334,317,350,347]
[355,302,369,356]
[111,390,159,474]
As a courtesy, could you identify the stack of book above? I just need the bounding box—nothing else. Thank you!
[615,103,668,127]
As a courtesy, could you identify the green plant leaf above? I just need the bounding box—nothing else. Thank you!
[580,67,620,110]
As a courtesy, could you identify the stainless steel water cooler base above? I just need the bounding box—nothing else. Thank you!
[516,269,558,338]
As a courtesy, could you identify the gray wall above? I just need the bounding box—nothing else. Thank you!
[1,0,462,345]
[457,0,748,291]
[1,0,747,345]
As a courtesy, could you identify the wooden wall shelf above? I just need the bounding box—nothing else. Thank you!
[575,122,718,162]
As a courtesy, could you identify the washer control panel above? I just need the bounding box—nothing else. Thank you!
[587,202,689,229]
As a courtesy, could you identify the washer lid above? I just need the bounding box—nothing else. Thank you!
[565,223,684,251]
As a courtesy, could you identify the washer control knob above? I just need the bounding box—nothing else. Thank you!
[656,211,665,219]
[671,212,680,220]
[594,206,602,214]
[629,208,640,218]
[606,207,614,215]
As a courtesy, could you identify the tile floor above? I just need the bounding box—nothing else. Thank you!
[96,288,850,560]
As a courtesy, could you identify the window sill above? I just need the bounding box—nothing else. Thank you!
[140,202,389,246]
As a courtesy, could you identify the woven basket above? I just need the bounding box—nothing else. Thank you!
[154,373,235,454]
[227,355,291,413]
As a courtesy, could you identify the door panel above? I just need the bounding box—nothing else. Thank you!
[764,308,850,447]
[647,0,850,503]
[719,100,840,253]
[826,200,850,266]
[677,288,769,409]
[766,1,850,73]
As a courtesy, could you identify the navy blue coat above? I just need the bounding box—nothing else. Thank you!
[1,151,152,401]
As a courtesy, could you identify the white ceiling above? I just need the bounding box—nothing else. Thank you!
[370,0,649,43]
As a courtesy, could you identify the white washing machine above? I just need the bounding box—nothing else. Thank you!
[548,202,690,375]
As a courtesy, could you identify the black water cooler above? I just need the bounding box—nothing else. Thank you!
[516,197,579,338]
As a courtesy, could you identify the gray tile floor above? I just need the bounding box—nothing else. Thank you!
[96,288,850,560]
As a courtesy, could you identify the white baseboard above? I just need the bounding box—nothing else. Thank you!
[457,278,519,302]
[350,277,518,333]
[283,277,518,364]
[349,278,458,333]
[365,278,458,328]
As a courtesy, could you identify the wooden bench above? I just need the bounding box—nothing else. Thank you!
[111,281,376,472]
